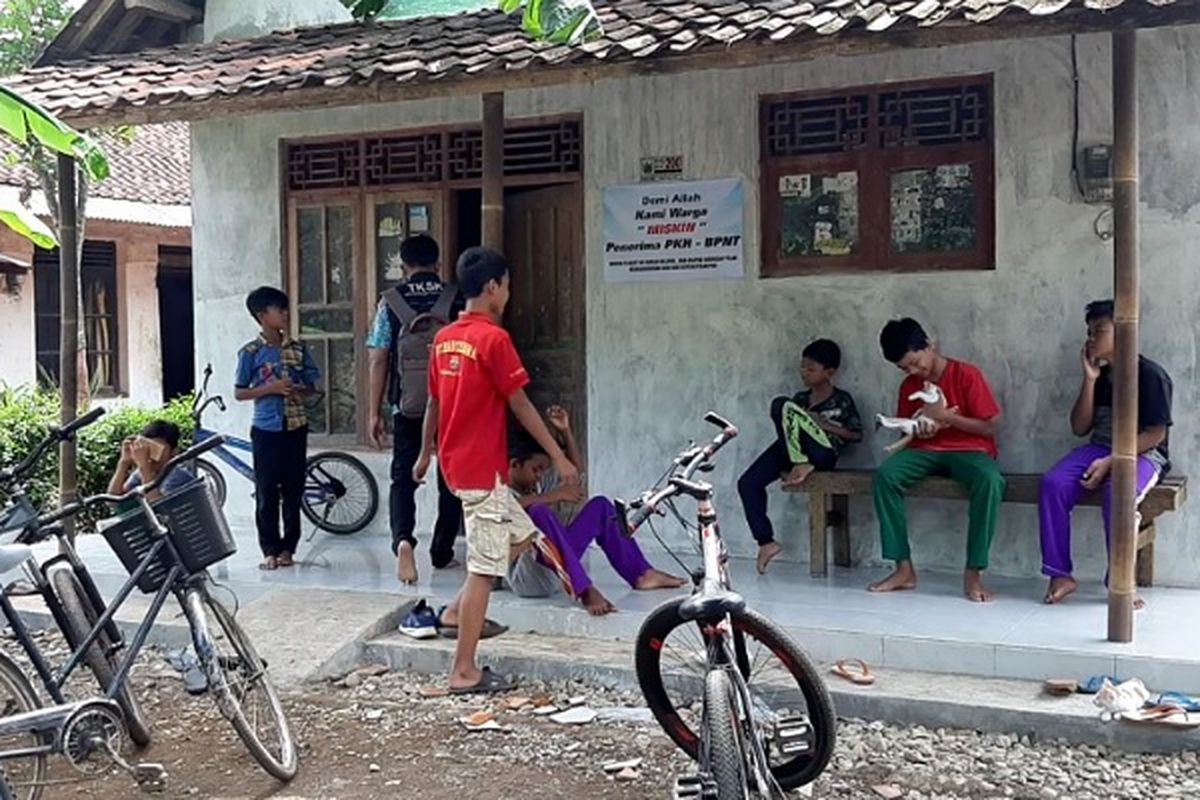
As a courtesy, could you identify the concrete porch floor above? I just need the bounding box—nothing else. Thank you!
[47,515,1200,694]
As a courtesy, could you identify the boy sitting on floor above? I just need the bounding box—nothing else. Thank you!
[507,406,685,616]
[737,339,863,574]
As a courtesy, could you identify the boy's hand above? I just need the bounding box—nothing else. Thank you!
[130,438,152,469]
[1081,456,1113,490]
[413,452,432,485]
[546,405,572,434]
[553,455,579,487]
[368,414,388,450]
[268,376,294,396]
[1081,344,1102,382]
[119,437,136,466]
[914,416,940,439]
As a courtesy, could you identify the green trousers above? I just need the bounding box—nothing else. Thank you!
[872,449,1005,570]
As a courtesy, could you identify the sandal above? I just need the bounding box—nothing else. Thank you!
[1078,674,1121,694]
[830,658,875,686]
[278,552,295,567]
[1154,691,1200,712]
[1120,705,1200,728]
[259,556,279,571]
[448,666,514,696]
[1043,678,1079,696]
[436,607,508,640]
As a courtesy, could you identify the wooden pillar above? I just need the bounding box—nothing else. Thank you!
[482,92,505,249]
[57,153,79,543]
[1107,30,1139,643]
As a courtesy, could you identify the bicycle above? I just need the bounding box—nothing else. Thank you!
[618,412,836,800]
[0,414,297,799]
[191,363,380,535]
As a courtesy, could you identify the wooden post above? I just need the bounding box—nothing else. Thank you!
[481,92,505,249]
[57,153,79,543]
[1108,30,1139,643]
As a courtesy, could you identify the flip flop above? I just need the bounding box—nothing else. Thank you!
[448,667,514,696]
[830,658,875,686]
[258,557,279,571]
[436,607,508,640]
[1043,678,1079,696]
[164,650,209,695]
[1119,705,1200,728]
[1154,692,1200,712]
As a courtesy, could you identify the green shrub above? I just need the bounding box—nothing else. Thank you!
[0,386,195,517]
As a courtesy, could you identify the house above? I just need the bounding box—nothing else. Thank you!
[0,122,193,405]
[7,0,1198,599]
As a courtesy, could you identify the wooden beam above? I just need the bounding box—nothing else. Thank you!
[59,0,123,56]
[44,1,1200,130]
[1107,29,1139,644]
[106,8,148,51]
[124,0,201,24]
[57,154,80,544]
[481,92,504,250]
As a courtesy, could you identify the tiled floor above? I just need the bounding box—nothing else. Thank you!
[45,513,1200,692]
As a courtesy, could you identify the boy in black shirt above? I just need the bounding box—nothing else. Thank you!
[1039,299,1173,605]
[737,339,863,574]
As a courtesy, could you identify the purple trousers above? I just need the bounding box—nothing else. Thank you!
[527,497,654,593]
[1039,443,1161,578]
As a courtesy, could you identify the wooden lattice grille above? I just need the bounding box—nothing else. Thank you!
[763,94,871,157]
[287,140,361,190]
[364,134,444,185]
[879,82,991,148]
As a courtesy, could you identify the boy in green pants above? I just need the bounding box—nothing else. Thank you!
[869,318,1005,603]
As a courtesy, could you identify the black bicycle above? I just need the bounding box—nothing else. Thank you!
[619,412,836,800]
[0,412,296,799]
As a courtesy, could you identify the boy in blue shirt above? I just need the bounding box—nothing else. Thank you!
[234,287,321,570]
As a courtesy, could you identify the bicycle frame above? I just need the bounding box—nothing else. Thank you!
[193,426,255,481]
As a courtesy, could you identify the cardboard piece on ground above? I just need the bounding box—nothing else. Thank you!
[551,706,598,725]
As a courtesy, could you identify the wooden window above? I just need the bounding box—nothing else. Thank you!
[33,241,120,392]
[289,202,359,438]
[760,76,994,276]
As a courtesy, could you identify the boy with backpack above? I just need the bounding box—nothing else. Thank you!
[367,235,465,586]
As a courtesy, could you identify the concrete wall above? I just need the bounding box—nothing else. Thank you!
[203,0,350,41]
[0,221,190,407]
[189,29,1200,585]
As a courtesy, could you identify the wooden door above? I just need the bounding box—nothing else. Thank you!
[504,183,586,455]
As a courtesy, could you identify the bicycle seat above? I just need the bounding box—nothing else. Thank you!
[679,588,746,622]
[0,544,33,575]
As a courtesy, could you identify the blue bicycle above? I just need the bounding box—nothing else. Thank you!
[191,364,379,535]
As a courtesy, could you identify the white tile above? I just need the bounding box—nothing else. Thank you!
[883,635,996,676]
[994,644,1116,683]
[1114,656,1200,695]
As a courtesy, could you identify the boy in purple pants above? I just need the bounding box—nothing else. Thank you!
[1039,300,1173,606]
[507,406,684,616]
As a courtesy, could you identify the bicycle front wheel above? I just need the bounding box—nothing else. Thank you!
[48,567,152,747]
[705,669,750,800]
[635,597,836,791]
[0,652,47,800]
[301,452,378,534]
[182,583,296,781]
[195,458,227,507]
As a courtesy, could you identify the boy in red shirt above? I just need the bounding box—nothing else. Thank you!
[869,318,1005,603]
[414,247,577,694]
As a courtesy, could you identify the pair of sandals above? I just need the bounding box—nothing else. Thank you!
[260,552,296,571]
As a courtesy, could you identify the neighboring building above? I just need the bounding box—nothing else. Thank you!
[0,122,193,405]
[9,0,1200,586]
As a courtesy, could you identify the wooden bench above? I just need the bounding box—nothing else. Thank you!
[793,471,1188,587]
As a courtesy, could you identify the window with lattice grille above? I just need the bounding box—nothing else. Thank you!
[760,76,994,275]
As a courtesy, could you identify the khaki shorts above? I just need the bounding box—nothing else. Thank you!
[455,478,537,578]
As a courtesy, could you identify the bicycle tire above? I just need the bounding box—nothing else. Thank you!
[635,597,836,790]
[705,670,750,800]
[48,567,152,748]
[0,651,47,800]
[183,583,297,781]
[196,458,227,507]
[301,452,378,535]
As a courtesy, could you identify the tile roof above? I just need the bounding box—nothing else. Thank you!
[0,121,189,207]
[3,0,1192,127]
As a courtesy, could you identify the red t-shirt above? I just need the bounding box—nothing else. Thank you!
[897,358,1001,459]
[428,311,530,491]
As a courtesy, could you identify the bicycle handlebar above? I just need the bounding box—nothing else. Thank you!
[621,412,739,537]
[33,435,226,530]
[0,407,106,486]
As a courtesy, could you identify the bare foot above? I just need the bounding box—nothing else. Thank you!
[277,552,295,567]
[963,568,994,603]
[448,667,483,691]
[756,542,784,575]
[396,542,418,585]
[1043,576,1078,605]
[868,561,917,593]
[1134,594,1146,611]
[580,587,617,616]
[634,569,687,590]
[259,556,278,571]
[781,464,815,489]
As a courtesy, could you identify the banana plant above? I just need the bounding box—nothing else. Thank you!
[0,85,107,247]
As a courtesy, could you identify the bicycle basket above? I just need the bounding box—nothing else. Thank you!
[99,479,237,593]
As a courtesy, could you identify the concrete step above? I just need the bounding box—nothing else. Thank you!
[356,629,1200,755]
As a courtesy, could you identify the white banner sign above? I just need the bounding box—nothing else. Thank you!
[603,178,744,283]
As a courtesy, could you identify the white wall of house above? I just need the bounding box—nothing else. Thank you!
[190,28,1200,586]
[0,284,35,388]
[203,0,351,41]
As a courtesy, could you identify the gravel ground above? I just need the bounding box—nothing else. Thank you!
[6,629,1200,799]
